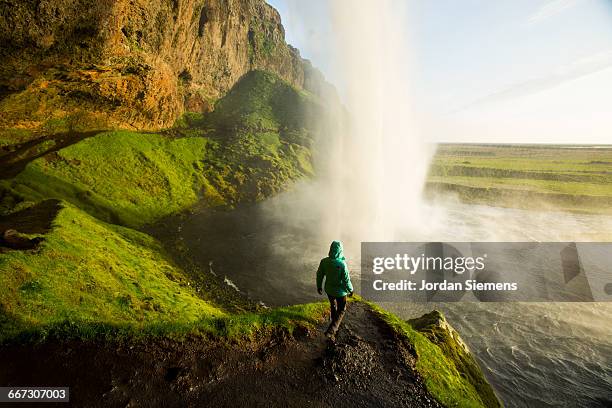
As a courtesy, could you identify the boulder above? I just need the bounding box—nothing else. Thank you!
[409,310,503,408]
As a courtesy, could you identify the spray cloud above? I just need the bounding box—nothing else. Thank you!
[323,0,432,243]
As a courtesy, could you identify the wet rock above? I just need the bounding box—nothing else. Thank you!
[321,331,385,388]
[409,310,502,408]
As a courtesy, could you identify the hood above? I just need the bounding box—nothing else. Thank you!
[328,240,345,260]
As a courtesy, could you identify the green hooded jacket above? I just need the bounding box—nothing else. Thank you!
[316,241,354,297]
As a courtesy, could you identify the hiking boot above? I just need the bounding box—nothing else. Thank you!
[326,310,345,339]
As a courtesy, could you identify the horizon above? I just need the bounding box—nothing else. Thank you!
[268,0,612,144]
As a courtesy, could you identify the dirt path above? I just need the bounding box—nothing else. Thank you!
[0,303,440,407]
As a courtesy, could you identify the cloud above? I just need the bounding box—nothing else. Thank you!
[526,0,581,25]
[453,50,612,113]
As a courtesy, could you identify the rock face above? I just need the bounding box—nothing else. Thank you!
[0,0,320,134]
[409,310,503,408]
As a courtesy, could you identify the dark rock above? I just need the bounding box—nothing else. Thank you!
[1,229,43,250]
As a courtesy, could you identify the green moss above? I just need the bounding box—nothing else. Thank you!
[360,299,493,408]
[0,203,224,342]
[2,71,320,225]
[0,200,328,344]
[195,70,318,202]
[409,311,501,408]
[209,70,316,134]
[4,301,328,345]
[1,131,213,227]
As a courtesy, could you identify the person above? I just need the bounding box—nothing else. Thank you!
[316,240,353,340]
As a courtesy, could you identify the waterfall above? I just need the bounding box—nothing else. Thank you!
[325,0,432,243]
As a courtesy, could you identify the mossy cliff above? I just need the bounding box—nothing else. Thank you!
[0,70,321,226]
[0,0,333,141]
[409,310,502,408]
[0,2,499,407]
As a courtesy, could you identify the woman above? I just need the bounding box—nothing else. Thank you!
[316,240,354,340]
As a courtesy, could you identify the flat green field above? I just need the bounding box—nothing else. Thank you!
[427,144,612,214]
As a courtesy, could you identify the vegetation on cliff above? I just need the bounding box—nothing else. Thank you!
[409,310,502,408]
[1,71,319,226]
[1,201,223,340]
[364,301,501,408]
[0,1,499,406]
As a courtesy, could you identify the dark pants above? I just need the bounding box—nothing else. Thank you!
[326,295,347,336]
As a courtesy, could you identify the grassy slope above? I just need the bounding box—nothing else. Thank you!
[197,70,317,202]
[1,71,318,227]
[0,202,328,343]
[409,310,500,408]
[428,144,612,213]
[0,203,223,339]
[1,132,210,227]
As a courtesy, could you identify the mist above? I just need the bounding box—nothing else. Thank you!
[324,0,432,243]
[268,0,433,254]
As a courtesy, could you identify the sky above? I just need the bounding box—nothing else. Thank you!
[267,0,612,143]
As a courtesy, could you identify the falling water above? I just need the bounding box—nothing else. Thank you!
[324,0,432,243]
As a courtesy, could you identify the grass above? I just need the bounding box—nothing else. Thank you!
[428,175,612,196]
[196,70,318,202]
[0,126,298,225]
[0,201,328,344]
[428,144,612,214]
[1,71,319,226]
[0,203,223,340]
[1,131,211,227]
[208,70,317,134]
[362,299,496,408]
[409,310,501,408]
[4,300,329,346]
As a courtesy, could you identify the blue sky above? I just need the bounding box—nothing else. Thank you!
[267,0,612,143]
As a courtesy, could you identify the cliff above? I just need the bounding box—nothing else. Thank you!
[0,70,322,222]
[0,0,323,139]
[409,311,502,408]
[0,2,500,407]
